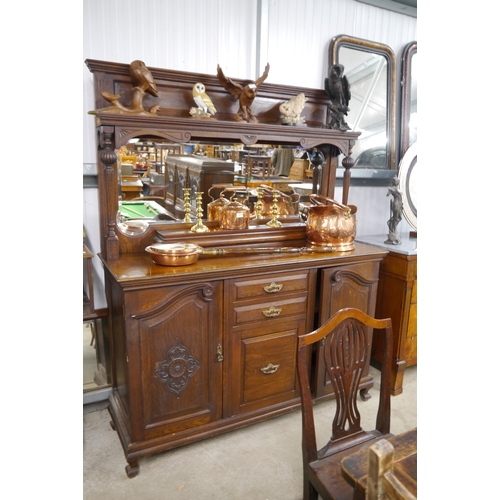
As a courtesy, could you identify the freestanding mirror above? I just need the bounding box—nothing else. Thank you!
[400,41,417,157]
[329,35,397,170]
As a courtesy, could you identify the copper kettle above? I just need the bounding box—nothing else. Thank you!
[219,200,250,230]
[305,194,357,251]
[207,184,232,222]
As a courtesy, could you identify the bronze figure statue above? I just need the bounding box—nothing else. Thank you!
[324,64,351,131]
[385,176,403,245]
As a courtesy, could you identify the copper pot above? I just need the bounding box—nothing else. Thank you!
[305,194,357,251]
[219,201,250,230]
[145,243,203,266]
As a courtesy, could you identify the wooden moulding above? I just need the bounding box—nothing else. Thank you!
[117,219,307,255]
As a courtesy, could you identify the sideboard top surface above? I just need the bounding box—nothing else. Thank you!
[101,241,388,288]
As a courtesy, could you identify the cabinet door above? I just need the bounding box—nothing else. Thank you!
[314,261,380,399]
[125,282,223,441]
[225,318,306,417]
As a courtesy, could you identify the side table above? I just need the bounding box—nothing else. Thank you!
[357,235,417,395]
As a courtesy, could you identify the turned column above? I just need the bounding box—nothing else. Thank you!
[97,125,119,261]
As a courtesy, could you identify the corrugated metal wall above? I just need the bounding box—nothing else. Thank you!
[83,0,416,162]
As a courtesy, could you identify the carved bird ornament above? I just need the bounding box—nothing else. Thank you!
[190,82,217,117]
[216,63,270,123]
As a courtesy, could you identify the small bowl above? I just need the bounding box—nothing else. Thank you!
[145,243,203,266]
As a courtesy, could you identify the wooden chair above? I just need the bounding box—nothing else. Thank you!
[366,439,417,500]
[297,307,394,500]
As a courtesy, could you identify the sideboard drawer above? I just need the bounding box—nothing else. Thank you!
[231,294,308,325]
[229,271,310,302]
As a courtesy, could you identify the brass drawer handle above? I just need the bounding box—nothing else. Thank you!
[216,343,223,362]
[263,282,283,293]
[261,363,280,374]
[262,306,282,317]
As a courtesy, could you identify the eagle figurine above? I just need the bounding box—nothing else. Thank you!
[129,60,159,97]
[216,63,270,123]
[324,64,351,130]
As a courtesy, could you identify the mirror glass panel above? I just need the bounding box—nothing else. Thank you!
[339,47,387,167]
[115,136,312,232]
[332,36,396,170]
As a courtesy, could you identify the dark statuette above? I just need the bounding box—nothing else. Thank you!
[385,176,403,245]
[324,64,351,131]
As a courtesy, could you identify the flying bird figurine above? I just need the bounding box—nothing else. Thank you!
[216,63,270,123]
[324,64,351,130]
[190,82,217,118]
[129,60,159,97]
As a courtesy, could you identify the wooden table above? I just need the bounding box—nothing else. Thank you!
[341,428,417,498]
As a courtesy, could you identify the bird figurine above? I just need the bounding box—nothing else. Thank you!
[101,90,123,102]
[279,92,308,125]
[190,82,217,118]
[89,60,160,116]
[216,63,270,123]
[129,60,159,97]
[324,64,351,130]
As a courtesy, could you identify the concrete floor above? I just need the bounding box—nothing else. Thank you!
[83,365,417,500]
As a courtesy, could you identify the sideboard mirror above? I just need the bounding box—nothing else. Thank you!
[329,35,397,170]
[400,41,417,157]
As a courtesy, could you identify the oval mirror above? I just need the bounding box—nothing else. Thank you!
[330,35,397,170]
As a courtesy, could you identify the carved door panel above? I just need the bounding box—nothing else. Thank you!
[314,262,380,399]
[125,282,223,441]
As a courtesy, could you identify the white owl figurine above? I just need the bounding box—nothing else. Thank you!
[190,82,217,117]
[279,92,308,124]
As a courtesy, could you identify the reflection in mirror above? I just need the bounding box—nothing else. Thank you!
[114,136,313,231]
[401,41,417,157]
[330,35,396,169]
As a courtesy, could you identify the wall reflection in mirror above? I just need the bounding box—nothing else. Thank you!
[331,35,396,170]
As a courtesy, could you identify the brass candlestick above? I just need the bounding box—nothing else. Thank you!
[183,188,192,223]
[255,187,264,219]
[266,190,282,227]
[190,192,209,233]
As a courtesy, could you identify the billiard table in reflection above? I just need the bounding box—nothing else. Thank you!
[118,200,174,221]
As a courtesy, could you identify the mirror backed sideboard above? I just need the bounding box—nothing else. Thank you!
[86,59,389,477]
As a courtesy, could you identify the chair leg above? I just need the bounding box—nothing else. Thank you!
[304,480,318,500]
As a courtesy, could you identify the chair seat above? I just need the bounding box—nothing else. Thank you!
[309,434,394,499]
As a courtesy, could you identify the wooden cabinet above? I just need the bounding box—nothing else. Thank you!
[358,235,417,396]
[85,59,388,477]
[103,243,386,477]
[164,155,235,218]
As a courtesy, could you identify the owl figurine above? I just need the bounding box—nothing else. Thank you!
[190,82,217,118]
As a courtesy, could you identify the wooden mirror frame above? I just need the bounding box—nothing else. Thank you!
[400,41,417,157]
[329,34,397,170]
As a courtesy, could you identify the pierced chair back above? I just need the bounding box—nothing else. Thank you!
[297,307,394,500]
